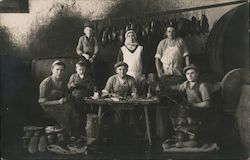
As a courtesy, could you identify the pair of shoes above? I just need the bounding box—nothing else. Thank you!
[163,138,177,149]
[47,144,87,155]
[175,140,200,148]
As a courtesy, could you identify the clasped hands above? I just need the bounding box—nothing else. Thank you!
[81,52,95,63]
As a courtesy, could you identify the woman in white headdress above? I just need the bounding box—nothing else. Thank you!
[117,30,145,84]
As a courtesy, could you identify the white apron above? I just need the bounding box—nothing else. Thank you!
[121,45,143,82]
[161,45,183,76]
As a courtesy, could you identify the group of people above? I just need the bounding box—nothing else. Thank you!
[38,22,211,146]
[39,60,93,138]
[76,22,191,80]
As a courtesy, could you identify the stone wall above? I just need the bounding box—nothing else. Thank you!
[0,0,242,59]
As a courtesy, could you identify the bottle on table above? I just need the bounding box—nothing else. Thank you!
[147,86,152,99]
[93,86,99,99]
[132,87,138,99]
[155,84,161,95]
[109,88,113,97]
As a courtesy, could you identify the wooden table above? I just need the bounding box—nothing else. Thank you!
[84,97,160,145]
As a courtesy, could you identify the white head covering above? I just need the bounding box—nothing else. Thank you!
[125,30,136,39]
[124,30,138,47]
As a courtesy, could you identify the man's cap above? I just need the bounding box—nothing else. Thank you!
[125,30,136,38]
[166,23,177,29]
[76,60,87,67]
[114,61,128,69]
[84,21,94,28]
[51,60,65,68]
[183,64,199,73]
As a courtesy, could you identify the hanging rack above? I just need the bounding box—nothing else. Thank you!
[93,0,247,23]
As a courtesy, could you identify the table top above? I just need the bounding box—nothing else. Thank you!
[84,96,159,105]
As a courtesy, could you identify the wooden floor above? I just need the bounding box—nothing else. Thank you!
[1,139,248,160]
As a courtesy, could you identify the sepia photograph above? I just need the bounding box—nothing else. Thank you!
[0,0,249,159]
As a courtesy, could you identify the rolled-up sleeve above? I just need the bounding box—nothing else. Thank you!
[102,77,113,93]
[155,40,164,59]
[76,36,83,55]
[39,80,49,104]
[175,81,187,92]
[180,38,189,57]
[199,83,210,101]
[67,74,75,89]
[93,37,99,57]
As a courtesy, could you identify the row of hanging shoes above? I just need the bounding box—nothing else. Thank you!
[93,12,209,46]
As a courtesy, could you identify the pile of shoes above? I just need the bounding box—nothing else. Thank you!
[45,125,96,155]
[22,125,66,154]
[162,138,219,152]
[166,113,203,149]
[45,125,67,145]
[22,126,47,154]
[162,123,202,150]
[163,109,219,152]
[47,137,95,155]
[23,125,96,155]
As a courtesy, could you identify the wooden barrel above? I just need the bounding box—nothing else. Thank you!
[221,68,250,112]
[236,85,250,153]
[205,4,249,78]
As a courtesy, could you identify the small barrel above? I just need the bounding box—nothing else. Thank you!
[85,114,99,139]
[236,85,250,153]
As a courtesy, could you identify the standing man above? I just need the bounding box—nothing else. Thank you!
[155,25,190,78]
[76,22,99,63]
[76,21,99,79]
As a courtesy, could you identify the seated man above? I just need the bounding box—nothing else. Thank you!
[39,60,81,138]
[102,61,136,98]
[167,64,210,147]
[101,61,137,141]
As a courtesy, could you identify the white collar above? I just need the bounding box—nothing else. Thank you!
[78,74,84,79]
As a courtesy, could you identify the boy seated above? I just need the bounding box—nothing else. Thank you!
[101,61,136,98]
[68,61,94,100]
[167,64,211,147]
